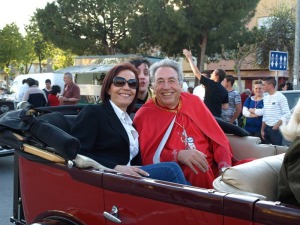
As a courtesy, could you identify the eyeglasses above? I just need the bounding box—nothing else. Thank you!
[113,77,138,89]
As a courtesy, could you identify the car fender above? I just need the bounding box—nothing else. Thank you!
[32,211,86,225]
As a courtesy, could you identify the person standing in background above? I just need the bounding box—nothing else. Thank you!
[48,85,61,106]
[286,82,293,90]
[183,49,228,117]
[22,78,47,107]
[17,79,29,102]
[43,79,52,99]
[242,80,264,137]
[278,83,288,91]
[240,89,252,106]
[59,72,80,105]
[221,75,242,125]
[261,77,290,145]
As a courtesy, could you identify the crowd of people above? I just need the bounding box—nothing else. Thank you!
[182,49,291,147]
[16,72,80,108]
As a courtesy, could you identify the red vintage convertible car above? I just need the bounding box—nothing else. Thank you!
[0,105,299,225]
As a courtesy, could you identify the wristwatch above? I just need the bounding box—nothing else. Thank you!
[220,167,229,174]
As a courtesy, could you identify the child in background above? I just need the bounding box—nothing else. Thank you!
[48,85,61,106]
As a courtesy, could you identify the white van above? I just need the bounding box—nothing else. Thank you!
[11,72,65,96]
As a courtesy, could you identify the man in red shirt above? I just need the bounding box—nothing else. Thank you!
[59,72,80,105]
[133,58,238,188]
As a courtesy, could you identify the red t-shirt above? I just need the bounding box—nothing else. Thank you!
[48,94,60,106]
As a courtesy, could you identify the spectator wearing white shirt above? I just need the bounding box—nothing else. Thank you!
[17,79,29,102]
[261,77,290,145]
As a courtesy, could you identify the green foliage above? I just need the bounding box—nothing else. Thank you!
[51,49,75,70]
[35,0,138,55]
[125,0,259,66]
[0,23,25,72]
[33,0,260,63]
[256,4,295,72]
[25,18,56,72]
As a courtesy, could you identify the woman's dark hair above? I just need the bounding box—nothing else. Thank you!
[287,82,293,90]
[100,63,139,114]
[51,85,61,95]
[278,83,286,91]
[27,78,36,87]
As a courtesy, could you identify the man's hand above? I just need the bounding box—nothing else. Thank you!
[114,165,149,177]
[272,120,282,130]
[59,96,67,102]
[177,149,209,174]
[183,49,192,59]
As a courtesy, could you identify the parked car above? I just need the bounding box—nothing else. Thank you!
[0,106,299,225]
[281,90,300,111]
[0,100,15,157]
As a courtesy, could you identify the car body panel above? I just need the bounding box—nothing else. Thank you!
[1,106,299,225]
[16,151,300,225]
[18,156,106,224]
[254,201,300,225]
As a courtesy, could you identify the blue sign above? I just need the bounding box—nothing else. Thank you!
[269,51,288,71]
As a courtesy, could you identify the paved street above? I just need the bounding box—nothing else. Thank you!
[0,155,14,225]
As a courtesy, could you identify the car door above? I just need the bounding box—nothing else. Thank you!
[102,173,225,225]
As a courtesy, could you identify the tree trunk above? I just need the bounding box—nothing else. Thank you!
[194,31,208,87]
[199,31,208,72]
[39,55,43,73]
[236,60,243,93]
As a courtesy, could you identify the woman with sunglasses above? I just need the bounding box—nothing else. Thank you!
[71,63,187,184]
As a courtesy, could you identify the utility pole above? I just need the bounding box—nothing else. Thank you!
[293,0,300,89]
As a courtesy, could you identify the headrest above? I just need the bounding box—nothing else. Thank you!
[213,154,284,200]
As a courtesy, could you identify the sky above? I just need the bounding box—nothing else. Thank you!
[0,0,54,34]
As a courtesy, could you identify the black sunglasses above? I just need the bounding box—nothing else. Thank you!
[113,77,138,89]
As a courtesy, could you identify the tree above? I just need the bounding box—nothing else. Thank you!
[216,27,258,92]
[18,34,36,74]
[35,0,138,55]
[256,4,295,80]
[51,48,75,70]
[25,18,55,73]
[127,0,259,86]
[0,23,25,73]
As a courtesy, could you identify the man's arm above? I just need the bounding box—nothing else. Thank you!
[230,103,242,123]
[182,49,204,80]
[222,103,229,109]
[22,89,29,101]
[261,121,266,140]
[229,93,242,123]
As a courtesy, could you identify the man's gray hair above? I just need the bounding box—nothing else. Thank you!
[149,58,184,84]
[64,72,73,79]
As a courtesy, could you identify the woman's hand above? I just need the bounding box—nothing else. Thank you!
[114,165,149,177]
